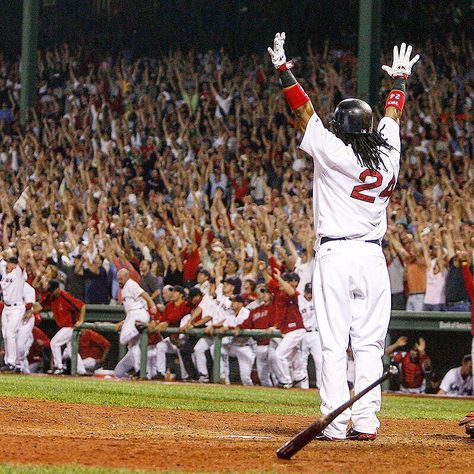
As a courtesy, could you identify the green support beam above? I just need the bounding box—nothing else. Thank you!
[212,335,223,383]
[20,0,39,126]
[357,0,382,106]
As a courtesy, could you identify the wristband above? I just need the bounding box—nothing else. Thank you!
[283,83,310,110]
[25,303,32,310]
[277,60,294,72]
[385,89,406,112]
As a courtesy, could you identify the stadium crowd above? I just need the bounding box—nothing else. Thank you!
[0,33,472,392]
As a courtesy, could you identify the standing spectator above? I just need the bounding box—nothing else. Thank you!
[421,236,446,311]
[389,236,426,311]
[83,255,110,304]
[438,355,472,396]
[445,254,471,312]
[194,268,211,295]
[387,337,432,393]
[139,260,161,304]
[57,255,86,301]
[383,242,406,310]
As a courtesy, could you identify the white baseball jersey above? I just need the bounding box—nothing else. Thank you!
[295,257,314,293]
[439,367,473,396]
[23,282,36,305]
[0,260,26,305]
[198,293,220,327]
[215,284,233,325]
[121,279,147,312]
[300,114,401,241]
[298,294,317,331]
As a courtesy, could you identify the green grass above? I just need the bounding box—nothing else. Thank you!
[0,374,470,420]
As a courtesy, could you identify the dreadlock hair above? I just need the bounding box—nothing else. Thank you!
[338,127,394,172]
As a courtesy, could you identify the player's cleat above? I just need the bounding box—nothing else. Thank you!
[314,433,341,441]
[151,373,165,381]
[459,412,474,438]
[1,364,16,373]
[291,376,307,388]
[198,375,209,383]
[52,368,65,375]
[346,428,377,441]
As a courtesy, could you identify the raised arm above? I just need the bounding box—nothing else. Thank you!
[267,32,315,133]
[381,43,420,124]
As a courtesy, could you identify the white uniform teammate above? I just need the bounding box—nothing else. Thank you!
[269,35,420,440]
[114,269,156,378]
[298,283,322,389]
[15,282,36,372]
[0,256,26,371]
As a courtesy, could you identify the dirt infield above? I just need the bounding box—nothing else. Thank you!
[0,397,472,473]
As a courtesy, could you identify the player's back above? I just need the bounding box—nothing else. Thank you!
[300,114,400,241]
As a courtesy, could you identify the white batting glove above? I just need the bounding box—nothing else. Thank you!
[267,32,287,69]
[382,43,420,79]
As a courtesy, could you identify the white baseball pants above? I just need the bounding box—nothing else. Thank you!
[273,328,306,385]
[221,344,255,385]
[119,309,150,373]
[255,344,273,387]
[50,327,73,370]
[300,331,323,389]
[155,338,188,379]
[1,305,25,366]
[115,350,135,378]
[193,336,214,378]
[313,240,391,439]
[62,343,88,375]
[15,314,34,370]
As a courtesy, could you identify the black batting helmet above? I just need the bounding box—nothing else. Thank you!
[330,99,373,135]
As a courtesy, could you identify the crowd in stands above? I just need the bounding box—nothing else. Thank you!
[0,33,472,392]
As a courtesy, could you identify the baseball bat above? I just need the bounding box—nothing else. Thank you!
[276,365,399,460]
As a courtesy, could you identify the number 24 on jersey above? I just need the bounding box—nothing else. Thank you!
[350,169,396,203]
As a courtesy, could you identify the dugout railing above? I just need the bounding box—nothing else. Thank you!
[36,306,471,382]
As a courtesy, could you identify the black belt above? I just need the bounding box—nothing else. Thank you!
[320,237,381,246]
[306,329,318,333]
[5,303,23,307]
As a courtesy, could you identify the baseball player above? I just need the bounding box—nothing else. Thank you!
[63,329,111,374]
[220,295,255,386]
[188,287,221,383]
[14,282,36,373]
[240,284,275,387]
[27,326,51,374]
[153,286,191,380]
[269,34,419,439]
[35,280,86,375]
[0,256,26,371]
[261,264,306,389]
[298,283,322,389]
[459,252,474,437]
[114,268,156,379]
